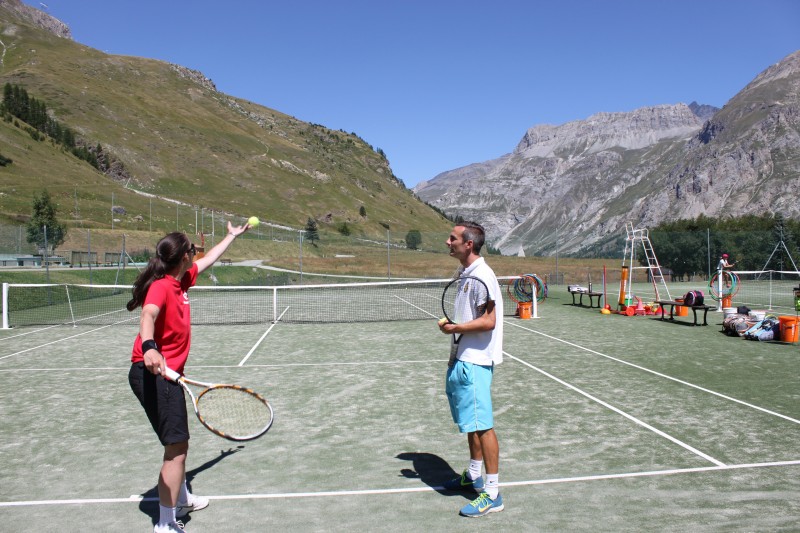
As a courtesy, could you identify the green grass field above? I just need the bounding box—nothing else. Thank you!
[1,288,799,532]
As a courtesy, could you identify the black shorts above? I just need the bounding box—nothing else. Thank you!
[129,362,190,446]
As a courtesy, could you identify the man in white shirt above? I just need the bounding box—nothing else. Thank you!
[438,221,504,517]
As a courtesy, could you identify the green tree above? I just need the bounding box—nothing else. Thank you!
[405,229,422,250]
[27,190,66,255]
[337,222,351,236]
[304,217,319,245]
[359,205,367,218]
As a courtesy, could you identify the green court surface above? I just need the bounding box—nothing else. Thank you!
[1,289,799,532]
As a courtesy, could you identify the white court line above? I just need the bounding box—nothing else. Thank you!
[0,318,137,362]
[505,350,725,466]
[505,320,800,426]
[0,323,62,341]
[237,306,291,367]
[0,360,447,374]
[2,459,798,508]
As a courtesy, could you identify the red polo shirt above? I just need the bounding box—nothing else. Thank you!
[131,264,198,374]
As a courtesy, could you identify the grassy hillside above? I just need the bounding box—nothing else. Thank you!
[0,5,451,240]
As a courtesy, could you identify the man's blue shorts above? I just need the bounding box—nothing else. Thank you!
[446,360,494,433]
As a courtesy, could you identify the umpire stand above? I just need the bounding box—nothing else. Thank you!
[622,222,671,304]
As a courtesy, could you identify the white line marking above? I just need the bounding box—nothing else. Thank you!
[237,306,290,367]
[0,318,136,362]
[505,320,800,425]
[2,459,798,507]
[504,350,726,466]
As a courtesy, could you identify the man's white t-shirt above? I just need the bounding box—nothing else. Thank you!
[454,257,504,366]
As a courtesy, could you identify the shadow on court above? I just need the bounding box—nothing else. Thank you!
[396,452,473,500]
[137,446,245,526]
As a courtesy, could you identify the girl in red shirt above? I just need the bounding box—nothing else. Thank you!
[127,222,249,533]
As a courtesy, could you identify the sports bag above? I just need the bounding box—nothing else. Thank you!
[683,290,704,306]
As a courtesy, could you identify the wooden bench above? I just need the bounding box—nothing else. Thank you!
[568,288,604,308]
[655,300,714,326]
[220,258,233,266]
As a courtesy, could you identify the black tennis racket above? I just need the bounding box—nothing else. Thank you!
[441,276,491,364]
[164,367,274,441]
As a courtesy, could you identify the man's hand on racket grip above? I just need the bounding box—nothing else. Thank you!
[438,319,457,334]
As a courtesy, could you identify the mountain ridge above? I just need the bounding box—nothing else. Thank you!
[415,50,800,256]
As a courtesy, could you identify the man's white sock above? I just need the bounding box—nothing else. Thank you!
[468,459,483,481]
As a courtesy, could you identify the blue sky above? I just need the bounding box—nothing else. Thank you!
[23,0,800,188]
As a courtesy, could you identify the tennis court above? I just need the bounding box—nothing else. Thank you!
[1,284,799,532]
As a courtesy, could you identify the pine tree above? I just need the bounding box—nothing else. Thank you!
[304,217,320,245]
[26,190,66,255]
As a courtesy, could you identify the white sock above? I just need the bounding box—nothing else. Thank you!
[468,459,483,481]
[485,473,499,499]
[158,504,176,525]
[178,479,189,506]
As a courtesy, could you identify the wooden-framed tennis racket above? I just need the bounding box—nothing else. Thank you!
[164,367,274,441]
[441,275,491,364]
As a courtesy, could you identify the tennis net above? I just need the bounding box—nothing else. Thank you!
[2,277,522,327]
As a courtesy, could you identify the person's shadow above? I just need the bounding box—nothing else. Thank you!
[396,452,473,500]
[138,446,244,527]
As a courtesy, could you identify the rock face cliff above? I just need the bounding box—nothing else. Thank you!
[0,0,71,39]
[415,50,800,257]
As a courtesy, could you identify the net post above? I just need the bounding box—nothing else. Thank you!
[2,283,10,329]
[531,285,539,318]
[716,270,723,312]
[272,287,277,324]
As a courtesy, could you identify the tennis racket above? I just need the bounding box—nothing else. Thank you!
[164,367,274,441]
[441,276,491,364]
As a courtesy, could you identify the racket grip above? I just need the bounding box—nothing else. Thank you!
[164,367,181,382]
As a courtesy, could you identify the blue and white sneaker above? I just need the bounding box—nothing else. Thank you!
[459,491,504,517]
[443,470,485,492]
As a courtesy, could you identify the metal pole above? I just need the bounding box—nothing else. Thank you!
[387,230,391,280]
[299,231,304,283]
[88,229,93,285]
[43,225,50,283]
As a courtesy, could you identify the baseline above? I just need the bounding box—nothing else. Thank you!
[1,459,798,508]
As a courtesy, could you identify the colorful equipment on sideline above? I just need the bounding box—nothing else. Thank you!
[708,270,739,310]
[617,223,671,315]
[505,274,544,319]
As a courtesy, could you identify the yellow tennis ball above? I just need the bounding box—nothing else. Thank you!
[438,317,448,326]
[247,216,260,227]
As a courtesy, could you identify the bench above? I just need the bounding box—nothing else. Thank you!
[568,288,604,308]
[655,300,714,326]
[220,258,233,266]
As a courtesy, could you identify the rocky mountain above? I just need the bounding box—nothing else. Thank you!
[0,0,70,38]
[415,50,800,257]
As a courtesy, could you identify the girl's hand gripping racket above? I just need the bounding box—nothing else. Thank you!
[441,275,490,366]
[164,367,274,441]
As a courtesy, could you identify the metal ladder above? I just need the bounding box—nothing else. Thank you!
[623,222,671,302]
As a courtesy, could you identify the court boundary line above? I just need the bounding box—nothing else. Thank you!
[0,318,137,362]
[504,350,725,466]
[505,320,800,426]
[1,459,798,508]
[237,306,291,367]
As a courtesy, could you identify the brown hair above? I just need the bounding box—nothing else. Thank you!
[458,221,486,254]
[126,232,192,311]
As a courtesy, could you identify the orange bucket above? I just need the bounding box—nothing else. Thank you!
[722,296,732,308]
[779,316,799,343]
[675,299,688,317]
[519,301,532,320]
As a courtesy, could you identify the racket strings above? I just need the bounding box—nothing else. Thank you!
[451,278,489,324]
[196,386,273,439]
